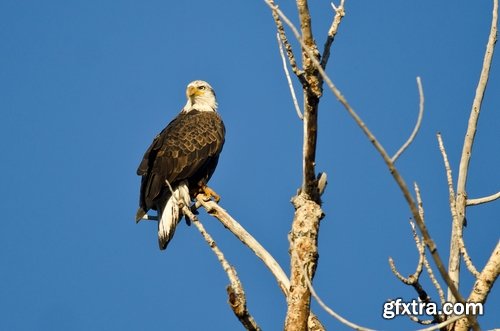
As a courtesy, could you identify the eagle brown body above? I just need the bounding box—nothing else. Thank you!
[136,81,225,249]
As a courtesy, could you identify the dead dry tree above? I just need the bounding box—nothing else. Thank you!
[161,1,499,330]
[261,0,498,330]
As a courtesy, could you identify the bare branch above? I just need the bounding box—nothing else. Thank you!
[459,234,480,278]
[302,264,377,331]
[414,184,445,304]
[195,196,325,330]
[406,314,433,325]
[468,240,500,304]
[388,220,424,285]
[451,0,498,304]
[388,256,412,284]
[410,183,445,304]
[423,257,446,305]
[467,191,500,206]
[184,206,261,331]
[437,132,466,301]
[455,241,500,331]
[389,221,441,323]
[320,0,345,69]
[391,77,425,163]
[277,32,303,120]
[415,315,465,331]
[196,196,290,295]
[266,0,305,83]
[437,133,457,202]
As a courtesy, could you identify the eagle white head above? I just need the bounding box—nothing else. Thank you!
[183,80,218,113]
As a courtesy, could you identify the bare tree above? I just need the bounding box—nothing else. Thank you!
[151,1,499,330]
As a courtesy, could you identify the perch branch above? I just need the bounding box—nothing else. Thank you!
[450,0,498,304]
[391,77,425,163]
[184,205,261,331]
[160,180,260,330]
[195,196,325,330]
[467,191,500,206]
[196,196,290,294]
[277,32,303,120]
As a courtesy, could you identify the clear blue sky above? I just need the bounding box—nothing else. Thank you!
[1,1,498,330]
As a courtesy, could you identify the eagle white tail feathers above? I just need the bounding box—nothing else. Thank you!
[158,181,191,250]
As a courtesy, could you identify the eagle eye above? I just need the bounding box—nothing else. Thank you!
[198,86,206,90]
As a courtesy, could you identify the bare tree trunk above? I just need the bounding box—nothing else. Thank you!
[284,1,324,330]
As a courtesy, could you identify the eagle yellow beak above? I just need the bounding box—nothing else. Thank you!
[187,86,203,98]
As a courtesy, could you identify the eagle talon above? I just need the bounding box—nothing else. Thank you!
[200,185,221,203]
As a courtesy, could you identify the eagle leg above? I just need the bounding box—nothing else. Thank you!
[199,184,221,202]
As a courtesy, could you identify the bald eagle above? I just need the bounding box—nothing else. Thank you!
[136,80,225,250]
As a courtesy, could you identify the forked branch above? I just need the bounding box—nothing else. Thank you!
[391,77,425,163]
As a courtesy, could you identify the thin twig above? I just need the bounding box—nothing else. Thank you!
[389,220,440,322]
[267,0,305,84]
[277,32,303,120]
[437,133,466,292]
[459,234,480,278]
[391,77,425,163]
[415,315,465,331]
[264,3,480,329]
[183,205,261,331]
[320,0,345,69]
[406,314,434,325]
[451,0,498,307]
[423,257,446,305]
[302,263,377,331]
[467,191,500,206]
[388,257,412,284]
[388,223,425,285]
[437,133,457,205]
[414,183,445,304]
[410,223,426,280]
